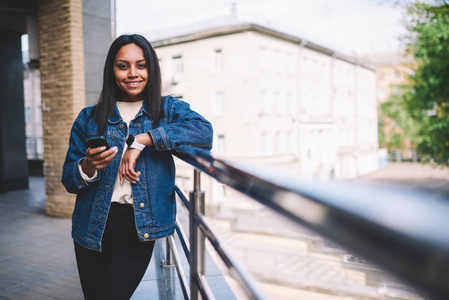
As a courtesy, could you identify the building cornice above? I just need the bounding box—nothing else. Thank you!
[149,20,375,71]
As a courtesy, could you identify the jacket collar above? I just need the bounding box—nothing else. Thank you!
[141,99,150,116]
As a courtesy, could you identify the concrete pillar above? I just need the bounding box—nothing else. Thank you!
[0,32,29,192]
[38,0,86,217]
[83,0,115,105]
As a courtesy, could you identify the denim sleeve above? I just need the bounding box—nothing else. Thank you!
[61,110,100,194]
[148,98,213,152]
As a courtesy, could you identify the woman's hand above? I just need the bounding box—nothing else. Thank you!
[81,146,118,177]
[119,148,142,184]
[119,134,153,184]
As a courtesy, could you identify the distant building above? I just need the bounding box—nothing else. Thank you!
[364,50,417,160]
[147,16,379,181]
[23,50,43,161]
[364,50,415,105]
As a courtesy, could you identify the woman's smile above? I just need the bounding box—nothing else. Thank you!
[125,81,143,87]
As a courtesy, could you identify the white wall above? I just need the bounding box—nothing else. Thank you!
[152,28,378,181]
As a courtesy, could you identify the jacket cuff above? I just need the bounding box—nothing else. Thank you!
[148,128,170,151]
[74,158,100,189]
[78,159,99,182]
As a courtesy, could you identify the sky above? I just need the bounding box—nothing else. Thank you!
[116,0,408,56]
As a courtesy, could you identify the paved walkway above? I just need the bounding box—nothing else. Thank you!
[0,177,82,300]
[357,162,449,199]
[0,176,233,300]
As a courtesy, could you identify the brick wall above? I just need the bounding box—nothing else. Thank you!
[38,0,85,217]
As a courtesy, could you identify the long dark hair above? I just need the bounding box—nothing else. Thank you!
[89,34,163,135]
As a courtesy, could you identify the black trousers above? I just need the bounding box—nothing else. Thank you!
[74,203,155,300]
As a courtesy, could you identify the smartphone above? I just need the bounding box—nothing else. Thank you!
[86,137,110,150]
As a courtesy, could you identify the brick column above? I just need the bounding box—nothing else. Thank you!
[38,0,86,217]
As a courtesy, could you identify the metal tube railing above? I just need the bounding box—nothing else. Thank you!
[167,235,191,299]
[161,147,449,300]
[168,170,265,299]
[175,185,190,208]
[180,147,449,299]
[197,273,215,300]
[189,170,206,300]
[175,219,190,261]
[194,213,266,300]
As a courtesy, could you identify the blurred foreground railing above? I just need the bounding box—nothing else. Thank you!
[161,147,449,300]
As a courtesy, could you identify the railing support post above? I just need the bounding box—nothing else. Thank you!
[160,237,175,268]
[190,169,205,300]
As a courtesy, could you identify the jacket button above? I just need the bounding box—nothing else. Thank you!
[139,203,145,208]
[160,145,165,149]
[144,233,149,239]
[105,185,109,188]
[120,124,124,128]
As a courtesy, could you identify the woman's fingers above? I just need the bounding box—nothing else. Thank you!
[119,163,124,184]
[125,167,140,183]
[119,149,141,184]
[86,146,107,156]
[123,161,139,183]
[87,147,118,169]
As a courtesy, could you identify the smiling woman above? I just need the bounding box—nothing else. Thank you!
[61,34,213,299]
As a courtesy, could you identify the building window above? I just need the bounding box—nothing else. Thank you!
[25,107,31,123]
[172,56,183,76]
[158,58,163,77]
[275,91,285,115]
[288,131,298,154]
[286,52,294,74]
[276,132,287,154]
[286,92,296,115]
[260,47,269,71]
[261,132,274,156]
[273,50,281,74]
[215,134,225,153]
[259,90,269,115]
[211,92,224,116]
[213,49,222,73]
[392,86,401,96]
[378,72,384,80]
[36,137,44,157]
[36,105,42,124]
[378,88,386,99]
[427,102,437,116]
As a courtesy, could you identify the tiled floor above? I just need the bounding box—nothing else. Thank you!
[0,177,83,300]
[0,177,235,300]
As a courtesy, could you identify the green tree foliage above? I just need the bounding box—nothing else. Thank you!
[402,1,449,165]
[378,90,420,154]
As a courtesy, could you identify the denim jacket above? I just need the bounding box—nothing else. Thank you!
[61,95,213,251]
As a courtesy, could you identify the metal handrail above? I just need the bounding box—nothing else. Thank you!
[162,147,449,300]
[167,235,191,299]
[194,213,266,299]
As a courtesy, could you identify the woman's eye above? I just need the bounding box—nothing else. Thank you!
[137,64,146,69]
[117,64,128,70]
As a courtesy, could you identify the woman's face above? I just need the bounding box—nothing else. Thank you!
[113,43,148,102]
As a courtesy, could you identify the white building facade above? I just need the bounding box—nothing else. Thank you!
[23,53,43,161]
[148,18,379,181]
